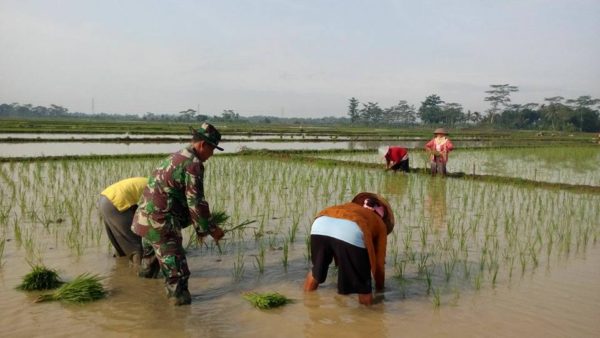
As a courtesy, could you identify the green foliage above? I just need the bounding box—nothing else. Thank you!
[17,265,64,291]
[35,273,106,303]
[348,97,360,122]
[418,94,445,124]
[211,211,230,226]
[243,292,292,309]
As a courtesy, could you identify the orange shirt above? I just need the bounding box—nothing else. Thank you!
[317,202,388,290]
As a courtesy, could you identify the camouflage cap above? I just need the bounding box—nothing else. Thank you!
[190,123,224,151]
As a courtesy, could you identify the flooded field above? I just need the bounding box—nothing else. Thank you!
[1,152,599,337]
[0,140,412,157]
[317,146,600,186]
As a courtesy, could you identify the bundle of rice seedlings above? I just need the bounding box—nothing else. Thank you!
[243,292,292,309]
[35,273,106,303]
[17,265,64,291]
[211,211,230,226]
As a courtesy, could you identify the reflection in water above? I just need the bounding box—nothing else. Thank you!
[303,291,387,338]
[381,173,408,198]
[89,258,192,335]
[424,178,447,229]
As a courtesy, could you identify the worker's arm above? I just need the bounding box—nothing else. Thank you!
[373,229,387,291]
[184,161,224,241]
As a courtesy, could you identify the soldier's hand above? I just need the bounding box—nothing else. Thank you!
[209,226,225,242]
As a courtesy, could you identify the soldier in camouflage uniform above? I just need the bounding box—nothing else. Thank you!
[131,123,225,305]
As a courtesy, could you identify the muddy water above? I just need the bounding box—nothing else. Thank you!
[1,156,599,337]
[0,140,408,157]
[1,240,598,337]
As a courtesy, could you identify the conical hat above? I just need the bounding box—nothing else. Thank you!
[351,192,395,234]
[433,128,448,135]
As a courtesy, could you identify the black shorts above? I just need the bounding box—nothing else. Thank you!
[310,235,372,294]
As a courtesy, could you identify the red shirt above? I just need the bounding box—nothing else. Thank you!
[385,147,408,162]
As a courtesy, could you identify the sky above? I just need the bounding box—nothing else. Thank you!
[1,0,599,118]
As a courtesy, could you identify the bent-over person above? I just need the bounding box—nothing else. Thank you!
[98,177,147,261]
[303,192,395,306]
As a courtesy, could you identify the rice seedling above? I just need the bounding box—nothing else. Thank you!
[304,233,311,262]
[288,215,300,243]
[254,242,266,274]
[232,251,245,282]
[243,292,292,309]
[281,240,289,271]
[35,273,106,303]
[17,265,64,291]
[443,259,455,283]
[432,288,441,308]
[0,236,5,266]
[424,265,433,295]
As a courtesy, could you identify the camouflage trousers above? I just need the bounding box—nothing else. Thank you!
[140,227,191,305]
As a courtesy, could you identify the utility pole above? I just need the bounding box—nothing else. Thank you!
[91,98,95,114]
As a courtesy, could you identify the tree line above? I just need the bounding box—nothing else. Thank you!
[347,84,600,132]
[2,84,599,131]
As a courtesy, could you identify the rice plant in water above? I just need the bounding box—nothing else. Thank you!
[35,273,106,303]
[243,292,292,309]
[17,265,64,291]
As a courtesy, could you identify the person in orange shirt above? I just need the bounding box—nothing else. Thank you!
[303,192,395,306]
[424,128,454,176]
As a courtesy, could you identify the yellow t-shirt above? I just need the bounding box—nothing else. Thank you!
[101,177,148,212]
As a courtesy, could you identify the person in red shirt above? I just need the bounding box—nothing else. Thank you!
[384,146,409,172]
[424,128,454,176]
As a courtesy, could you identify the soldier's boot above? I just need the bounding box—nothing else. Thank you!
[165,281,191,306]
[138,255,160,279]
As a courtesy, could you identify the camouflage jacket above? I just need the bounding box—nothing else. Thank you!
[131,146,210,238]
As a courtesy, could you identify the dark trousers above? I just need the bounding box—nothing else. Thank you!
[98,196,142,257]
[391,159,410,172]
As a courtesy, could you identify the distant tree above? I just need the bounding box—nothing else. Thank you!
[348,97,360,123]
[484,84,518,124]
[49,104,68,116]
[497,103,541,129]
[221,109,240,121]
[178,108,196,121]
[418,94,445,124]
[540,96,567,130]
[385,100,416,125]
[360,102,384,123]
[566,95,600,131]
[441,102,466,125]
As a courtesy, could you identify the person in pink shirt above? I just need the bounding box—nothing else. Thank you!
[424,128,454,176]
[384,146,410,172]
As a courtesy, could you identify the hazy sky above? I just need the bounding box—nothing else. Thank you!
[1,0,599,117]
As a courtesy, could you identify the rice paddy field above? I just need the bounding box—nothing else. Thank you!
[0,144,599,337]
[317,145,600,186]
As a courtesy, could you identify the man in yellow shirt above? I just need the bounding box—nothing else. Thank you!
[98,177,148,264]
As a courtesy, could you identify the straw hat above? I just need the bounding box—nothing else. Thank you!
[351,192,395,234]
[433,128,448,135]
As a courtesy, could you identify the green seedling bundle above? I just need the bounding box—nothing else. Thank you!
[35,273,106,304]
[243,292,292,309]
